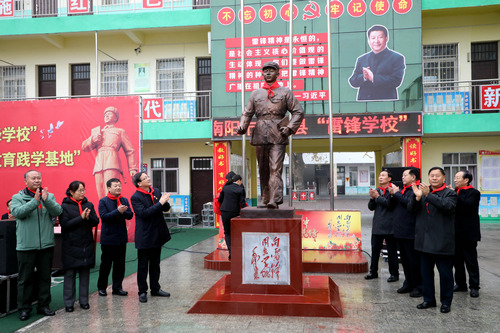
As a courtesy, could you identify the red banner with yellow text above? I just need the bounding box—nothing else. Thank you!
[403,137,422,171]
[213,141,229,249]
[0,97,140,241]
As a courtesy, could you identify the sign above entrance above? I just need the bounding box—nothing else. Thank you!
[212,112,422,140]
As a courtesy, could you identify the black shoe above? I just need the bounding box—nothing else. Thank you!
[417,301,437,309]
[112,289,128,296]
[19,311,30,321]
[440,305,451,313]
[80,304,90,310]
[37,307,56,316]
[470,289,479,298]
[151,289,171,297]
[410,289,423,298]
[139,293,148,303]
[397,286,411,294]
[98,289,107,296]
[453,284,468,292]
[387,275,399,283]
[65,306,74,312]
[364,272,378,280]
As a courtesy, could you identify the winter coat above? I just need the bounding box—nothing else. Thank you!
[98,196,133,245]
[408,187,457,255]
[219,182,246,214]
[455,187,481,242]
[131,187,171,249]
[59,197,99,270]
[392,186,417,239]
[368,187,396,235]
[11,188,62,251]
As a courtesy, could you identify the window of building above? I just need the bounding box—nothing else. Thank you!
[101,61,128,95]
[0,66,25,100]
[442,152,477,188]
[156,58,184,100]
[151,158,179,193]
[349,166,358,187]
[191,158,212,170]
[71,63,90,96]
[423,44,458,90]
[369,165,375,186]
[38,65,56,97]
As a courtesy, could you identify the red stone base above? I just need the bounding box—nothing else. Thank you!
[204,249,368,273]
[188,275,343,317]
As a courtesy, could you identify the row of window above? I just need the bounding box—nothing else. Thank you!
[0,58,184,99]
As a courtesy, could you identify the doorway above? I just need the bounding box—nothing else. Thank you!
[190,157,213,215]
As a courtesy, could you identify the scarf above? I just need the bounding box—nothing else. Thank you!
[401,180,420,195]
[262,81,280,99]
[70,197,83,215]
[378,184,390,197]
[456,185,473,195]
[107,193,122,208]
[426,183,447,213]
[137,187,155,204]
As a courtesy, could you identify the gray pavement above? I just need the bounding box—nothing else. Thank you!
[17,197,500,332]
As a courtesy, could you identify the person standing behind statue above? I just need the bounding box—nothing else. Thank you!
[131,172,172,303]
[453,170,481,298]
[365,170,399,282]
[59,181,99,312]
[410,167,457,314]
[236,61,304,209]
[218,174,247,259]
[97,178,133,297]
[389,167,422,297]
[11,170,63,321]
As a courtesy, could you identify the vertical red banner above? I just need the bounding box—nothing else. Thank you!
[404,137,422,171]
[213,142,229,248]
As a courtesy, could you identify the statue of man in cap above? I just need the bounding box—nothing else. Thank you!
[82,106,138,198]
[236,61,304,209]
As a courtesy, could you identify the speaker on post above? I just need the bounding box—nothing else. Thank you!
[0,220,18,275]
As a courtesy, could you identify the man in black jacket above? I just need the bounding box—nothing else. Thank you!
[389,167,422,297]
[218,174,247,259]
[97,178,134,297]
[365,170,399,282]
[131,172,171,303]
[453,170,481,298]
[410,167,457,313]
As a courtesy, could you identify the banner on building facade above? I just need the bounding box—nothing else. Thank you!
[212,112,422,140]
[0,96,141,241]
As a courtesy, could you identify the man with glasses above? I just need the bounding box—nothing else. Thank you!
[131,172,171,303]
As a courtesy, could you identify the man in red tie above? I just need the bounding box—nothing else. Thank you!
[452,170,481,298]
[236,62,304,209]
[365,170,399,282]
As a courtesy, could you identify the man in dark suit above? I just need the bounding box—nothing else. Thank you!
[453,170,481,298]
[348,25,406,101]
[97,178,134,297]
[131,172,171,303]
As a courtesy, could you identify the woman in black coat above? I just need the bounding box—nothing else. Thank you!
[59,181,99,312]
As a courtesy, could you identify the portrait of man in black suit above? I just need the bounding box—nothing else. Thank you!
[348,25,406,101]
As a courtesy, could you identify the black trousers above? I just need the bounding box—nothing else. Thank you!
[396,237,421,291]
[64,266,90,307]
[370,234,399,276]
[97,244,127,291]
[17,247,54,312]
[420,251,454,306]
[137,247,162,294]
[454,238,480,290]
[221,211,239,256]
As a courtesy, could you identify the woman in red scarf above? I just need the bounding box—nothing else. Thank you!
[59,181,99,313]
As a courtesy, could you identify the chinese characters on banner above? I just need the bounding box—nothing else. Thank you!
[143,98,163,120]
[68,0,90,14]
[217,1,412,25]
[298,210,362,250]
[0,97,140,241]
[213,142,229,232]
[143,0,162,9]
[403,137,422,171]
[0,0,14,16]
[213,112,422,140]
[481,85,500,110]
[224,33,329,101]
[242,232,290,285]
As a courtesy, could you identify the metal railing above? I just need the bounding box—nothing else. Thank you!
[6,0,210,19]
[423,78,500,114]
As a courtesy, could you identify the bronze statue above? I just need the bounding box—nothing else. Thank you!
[236,62,304,209]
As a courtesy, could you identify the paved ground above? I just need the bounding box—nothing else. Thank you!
[17,197,500,332]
